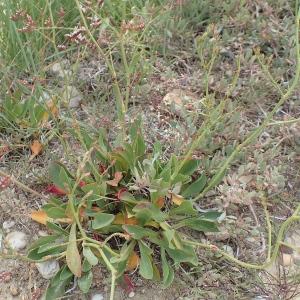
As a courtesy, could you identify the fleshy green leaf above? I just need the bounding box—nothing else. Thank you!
[134,134,146,159]
[27,248,53,261]
[162,229,176,249]
[133,202,167,224]
[78,271,93,293]
[179,159,200,176]
[49,162,74,193]
[66,223,81,277]
[199,211,222,221]
[81,183,105,198]
[82,258,92,272]
[38,243,65,254]
[119,191,137,203]
[166,244,198,266]
[83,247,98,266]
[152,261,161,281]
[42,266,73,300]
[59,266,73,282]
[177,217,219,232]
[44,207,66,219]
[182,174,207,198]
[169,200,197,216]
[27,235,65,260]
[92,213,115,230]
[110,240,136,265]
[138,241,153,279]
[161,248,174,288]
[123,225,158,240]
[28,235,59,251]
[46,222,68,236]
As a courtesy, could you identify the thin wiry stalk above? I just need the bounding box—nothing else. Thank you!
[194,3,300,201]
[262,196,272,261]
[0,169,48,200]
[186,202,300,270]
[74,0,126,124]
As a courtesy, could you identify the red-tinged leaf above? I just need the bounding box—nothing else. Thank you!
[114,213,139,225]
[126,251,140,271]
[55,217,73,224]
[30,140,43,160]
[125,216,138,225]
[155,196,165,208]
[99,163,107,174]
[91,206,102,212]
[79,207,86,220]
[30,210,49,225]
[115,188,127,200]
[79,181,86,187]
[46,185,67,196]
[92,233,103,242]
[171,193,184,206]
[113,213,125,225]
[66,223,82,277]
[106,171,123,187]
[120,274,134,293]
[41,99,59,125]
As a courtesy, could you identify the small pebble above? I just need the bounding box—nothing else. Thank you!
[162,89,198,117]
[2,221,15,232]
[91,293,104,300]
[128,291,135,298]
[222,245,234,256]
[5,231,27,251]
[245,237,257,244]
[62,86,83,108]
[38,91,51,103]
[50,62,72,79]
[51,62,63,74]
[281,253,293,267]
[36,260,60,279]
[10,284,19,296]
[38,230,48,237]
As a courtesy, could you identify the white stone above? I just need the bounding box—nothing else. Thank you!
[36,260,60,279]
[38,91,51,104]
[162,89,200,116]
[222,245,234,256]
[9,284,19,296]
[62,86,83,108]
[91,294,104,300]
[38,230,49,237]
[280,253,293,267]
[50,62,72,79]
[2,220,15,232]
[5,231,27,251]
[51,62,63,73]
[128,291,135,298]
